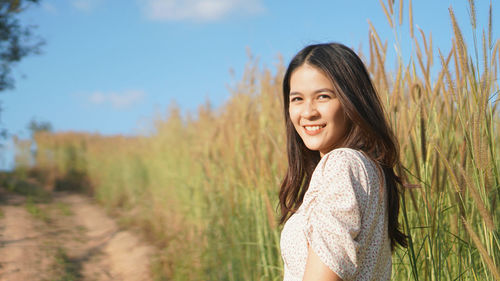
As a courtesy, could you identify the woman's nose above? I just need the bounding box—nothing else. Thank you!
[301,101,319,118]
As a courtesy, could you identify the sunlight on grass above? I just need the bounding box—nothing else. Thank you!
[15,0,500,280]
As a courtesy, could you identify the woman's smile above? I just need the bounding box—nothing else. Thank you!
[303,124,326,135]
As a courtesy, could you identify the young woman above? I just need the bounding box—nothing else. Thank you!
[279,43,407,281]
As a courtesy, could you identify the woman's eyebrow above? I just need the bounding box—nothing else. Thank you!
[314,88,335,94]
[290,88,335,96]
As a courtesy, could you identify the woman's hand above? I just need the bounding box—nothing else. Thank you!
[302,248,343,281]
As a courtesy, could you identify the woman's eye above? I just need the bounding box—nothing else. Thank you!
[290,97,301,102]
[318,94,331,100]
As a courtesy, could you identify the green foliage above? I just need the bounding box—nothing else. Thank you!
[25,196,50,222]
[55,202,73,216]
[0,0,43,91]
[27,118,52,136]
[52,247,82,281]
[0,170,51,201]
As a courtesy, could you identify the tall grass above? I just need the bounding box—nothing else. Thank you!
[19,0,499,280]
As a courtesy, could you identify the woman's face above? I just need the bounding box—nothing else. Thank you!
[288,63,348,157]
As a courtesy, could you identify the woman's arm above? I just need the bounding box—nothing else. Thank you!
[302,149,366,281]
[303,247,343,281]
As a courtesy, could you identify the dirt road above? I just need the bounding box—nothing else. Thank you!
[0,190,156,281]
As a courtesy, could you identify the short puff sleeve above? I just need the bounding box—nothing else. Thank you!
[303,149,368,280]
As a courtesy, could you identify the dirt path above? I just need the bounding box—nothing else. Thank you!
[0,190,156,281]
[0,193,52,280]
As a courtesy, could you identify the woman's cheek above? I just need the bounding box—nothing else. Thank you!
[289,107,300,126]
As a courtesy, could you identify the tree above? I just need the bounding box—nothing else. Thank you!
[27,118,52,136]
[0,0,43,92]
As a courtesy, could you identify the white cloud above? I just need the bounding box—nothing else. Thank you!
[42,3,58,14]
[72,0,104,12]
[139,0,264,22]
[87,90,146,109]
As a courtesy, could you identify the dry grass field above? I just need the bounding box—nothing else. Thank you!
[11,0,500,280]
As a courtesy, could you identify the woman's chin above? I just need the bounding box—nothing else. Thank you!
[304,144,322,152]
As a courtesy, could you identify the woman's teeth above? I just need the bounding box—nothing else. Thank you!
[305,125,323,131]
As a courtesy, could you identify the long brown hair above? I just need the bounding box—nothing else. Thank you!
[279,42,407,251]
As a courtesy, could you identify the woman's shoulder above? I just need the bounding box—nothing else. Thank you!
[319,148,375,172]
[311,148,383,205]
[323,147,365,159]
[314,148,382,186]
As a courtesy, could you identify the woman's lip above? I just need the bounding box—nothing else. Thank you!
[303,125,325,136]
[302,124,325,127]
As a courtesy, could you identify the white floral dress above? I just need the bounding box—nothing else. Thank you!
[280,148,392,281]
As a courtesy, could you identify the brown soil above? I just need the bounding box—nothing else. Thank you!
[0,189,156,281]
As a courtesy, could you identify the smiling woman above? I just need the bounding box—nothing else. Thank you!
[288,64,348,156]
[279,43,407,281]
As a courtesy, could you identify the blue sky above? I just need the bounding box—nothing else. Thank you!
[0,0,495,169]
